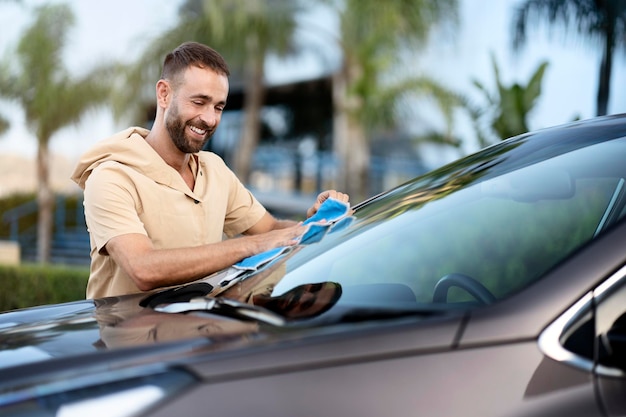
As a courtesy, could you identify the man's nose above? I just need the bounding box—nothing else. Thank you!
[200,109,219,127]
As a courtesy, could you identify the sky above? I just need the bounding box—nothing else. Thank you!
[0,0,623,167]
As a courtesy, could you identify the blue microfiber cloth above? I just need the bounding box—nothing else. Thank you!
[301,216,355,244]
[299,197,351,243]
[303,197,350,225]
[231,246,290,271]
[231,197,351,272]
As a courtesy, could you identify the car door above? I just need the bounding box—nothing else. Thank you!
[536,259,626,417]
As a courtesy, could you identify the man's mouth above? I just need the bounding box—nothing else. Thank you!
[188,125,207,137]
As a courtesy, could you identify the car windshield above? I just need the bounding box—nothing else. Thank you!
[235,127,626,318]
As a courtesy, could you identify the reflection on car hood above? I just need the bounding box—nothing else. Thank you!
[0,294,265,371]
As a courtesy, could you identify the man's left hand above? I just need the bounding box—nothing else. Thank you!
[306,190,350,219]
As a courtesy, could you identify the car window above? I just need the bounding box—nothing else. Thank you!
[594,270,626,374]
[271,137,626,310]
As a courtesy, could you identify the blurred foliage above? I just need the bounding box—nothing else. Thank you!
[467,54,548,146]
[0,263,88,312]
[1,4,115,140]
[511,0,626,116]
[323,0,461,130]
[0,114,9,136]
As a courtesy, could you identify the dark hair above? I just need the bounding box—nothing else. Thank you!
[161,42,230,84]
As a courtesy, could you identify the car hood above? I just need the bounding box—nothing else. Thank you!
[0,293,271,370]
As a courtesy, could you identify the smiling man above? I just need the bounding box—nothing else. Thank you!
[71,42,348,299]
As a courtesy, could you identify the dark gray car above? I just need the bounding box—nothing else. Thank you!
[2,114,626,417]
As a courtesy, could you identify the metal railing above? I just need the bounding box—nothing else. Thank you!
[2,195,90,265]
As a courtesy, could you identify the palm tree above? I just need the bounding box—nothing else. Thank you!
[469,53,549,145]
[115,0,301,184]
[0,4,113,262]
[511,0,626,116]
[0,115,8,136]
[312,0,460,201]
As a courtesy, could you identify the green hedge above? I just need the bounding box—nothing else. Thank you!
[0,264,89,312]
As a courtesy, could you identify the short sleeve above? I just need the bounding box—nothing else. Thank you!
[83,162,148,253]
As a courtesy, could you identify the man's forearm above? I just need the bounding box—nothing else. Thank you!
[272,219,299,229]
[108,235,258,292]
[107,224,306,292]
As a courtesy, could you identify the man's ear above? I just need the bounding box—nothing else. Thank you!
[156,79,171,108]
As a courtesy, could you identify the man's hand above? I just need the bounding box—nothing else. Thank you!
[306,190,350,219]
[247,222,308,253]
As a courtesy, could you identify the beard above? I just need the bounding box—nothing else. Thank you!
[165,102,213,153]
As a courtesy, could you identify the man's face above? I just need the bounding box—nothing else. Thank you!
[164,66,229,154]
[254,282,341,320]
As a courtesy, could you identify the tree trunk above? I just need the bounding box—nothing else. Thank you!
[344,114,370,201]
[234,34,265,184]
[596,27,614,116]
[36,139,53,263]
[332,66,370,202]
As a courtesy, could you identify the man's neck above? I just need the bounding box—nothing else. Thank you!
[145,129,189,173]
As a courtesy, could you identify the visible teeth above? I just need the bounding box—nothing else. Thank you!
[189,126,206,135]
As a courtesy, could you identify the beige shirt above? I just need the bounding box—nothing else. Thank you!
[71,127,266,299]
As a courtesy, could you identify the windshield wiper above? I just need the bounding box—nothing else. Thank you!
[153,296,286,327]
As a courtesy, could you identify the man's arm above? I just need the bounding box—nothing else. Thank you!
[243,212,298,234]
[105,223,304,292]
[105,189,348,292]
